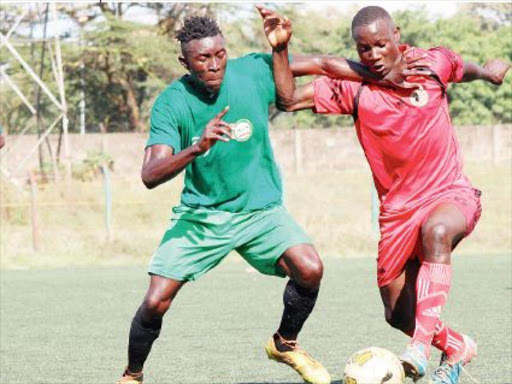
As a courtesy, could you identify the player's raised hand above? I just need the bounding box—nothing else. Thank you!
[483,59,510,85]
[255,4,292,50]
[382,48,433,89]
[196,106,232,153]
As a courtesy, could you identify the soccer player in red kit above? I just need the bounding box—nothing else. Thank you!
[257,5,510,383]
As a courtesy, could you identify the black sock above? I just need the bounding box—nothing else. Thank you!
[277,280,319,345]
[127,306,162,373]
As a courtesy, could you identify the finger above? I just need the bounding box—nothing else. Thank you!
[406,54,428,64]
[404,69,434,77]
[217,127,233,139]
[212,134,230,143]
[398,81,422,90]
[256,5,279,20]
[214,106,230,121]
[216,122,233,136]
[263,14,282,23]
[255,4,268,17]
[407,61,431,69]
[216,120,232,128]
[403,47,414,56]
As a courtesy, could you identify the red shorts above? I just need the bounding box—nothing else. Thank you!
[377,187,482,287]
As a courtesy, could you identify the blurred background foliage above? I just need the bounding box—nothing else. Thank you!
[0,2,510,134]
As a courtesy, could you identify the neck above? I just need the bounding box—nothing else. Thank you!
[187,76,218,98]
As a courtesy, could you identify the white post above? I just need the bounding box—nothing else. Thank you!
[0,67,37,115]
[79,63,86,135]
[0,33,63,111]
[51,3,71,181]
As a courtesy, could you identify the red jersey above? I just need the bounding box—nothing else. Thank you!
[313,46,471,212]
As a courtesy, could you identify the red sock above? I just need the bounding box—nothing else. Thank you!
[405,320,466,359]
[412,262,452,357]
[432,320,465,359]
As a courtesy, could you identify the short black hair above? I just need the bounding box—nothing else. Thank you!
[175,15,222,44]
[351,6,394,34]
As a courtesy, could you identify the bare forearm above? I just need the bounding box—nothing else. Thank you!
[291,55,380,82]
[141,144,202,189]
[272,47,297,110]
[461,62,490,82]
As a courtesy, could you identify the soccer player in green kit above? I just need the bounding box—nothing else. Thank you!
[116,15,331,384]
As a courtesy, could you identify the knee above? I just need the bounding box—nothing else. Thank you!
[143,293,171,318]
[423,222,450,245]
[296,255,324,289]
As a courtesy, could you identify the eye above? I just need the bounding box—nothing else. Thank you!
[217,50,226,59]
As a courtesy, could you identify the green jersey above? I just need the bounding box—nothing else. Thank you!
[147,53,283,212]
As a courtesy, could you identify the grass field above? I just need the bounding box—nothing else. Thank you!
[1,164,511,269]
[1,254,510,384]
[1,164,511,383]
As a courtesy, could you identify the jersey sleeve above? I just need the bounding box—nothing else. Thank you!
[312,76,359,115]
[428,47,465,85]
[146,91,182,152]
[250,53,277,104]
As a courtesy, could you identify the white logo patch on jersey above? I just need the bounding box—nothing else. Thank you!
[410,86,429,107]
[232,119,253,142]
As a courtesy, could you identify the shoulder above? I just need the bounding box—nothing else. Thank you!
[153,78,188,110]
[229,53,272,71]
[426,46,464,83]
[426,46,461,62]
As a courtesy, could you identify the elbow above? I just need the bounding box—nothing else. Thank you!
[276,100,300,112]
[141,169,159,189]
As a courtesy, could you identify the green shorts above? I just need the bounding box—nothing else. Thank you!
[148,205,311,281]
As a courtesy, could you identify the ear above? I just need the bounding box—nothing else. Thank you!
[179,55,189,71]
[394,26,401,43]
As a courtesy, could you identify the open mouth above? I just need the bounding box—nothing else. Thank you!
[372,64,386,74]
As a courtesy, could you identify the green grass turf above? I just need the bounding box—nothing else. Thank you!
[1,254,510,384]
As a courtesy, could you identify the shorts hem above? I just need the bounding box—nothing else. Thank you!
[147,268,194,282]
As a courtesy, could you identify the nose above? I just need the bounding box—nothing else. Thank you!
[209,57,219,72]
[369,47,382,62]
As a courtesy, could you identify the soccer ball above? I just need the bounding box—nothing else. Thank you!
[343,347,405,384]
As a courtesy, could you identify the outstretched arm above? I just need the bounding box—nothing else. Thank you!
[461,60,510,84]
[291,52,432,88]
[256,5,314,111]
[256,5,432,112]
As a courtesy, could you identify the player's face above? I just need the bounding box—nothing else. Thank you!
[180,34,227,95]
[353,18,401,77]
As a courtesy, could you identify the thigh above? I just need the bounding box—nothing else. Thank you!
[422,187,482,250]
[235,206,312,278]
[148,212,232,282]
